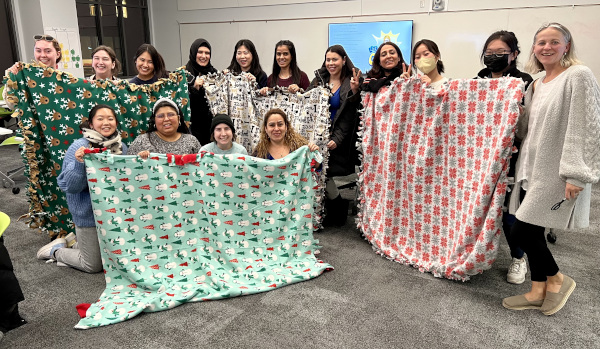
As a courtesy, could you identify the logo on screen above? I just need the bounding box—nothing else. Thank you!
[369,31,401,65]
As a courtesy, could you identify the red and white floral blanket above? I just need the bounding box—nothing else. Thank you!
[358,77,524,281]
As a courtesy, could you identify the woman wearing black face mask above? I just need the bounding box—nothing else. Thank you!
[476,31,533,287]
[477,31,533,84]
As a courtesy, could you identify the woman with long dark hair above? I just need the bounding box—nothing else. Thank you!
[226,39,268,88]
[186,38,218,145]
[263,40,310,94]
[363,42,406,92]
[309,44,362,226]
[129,44,168,85]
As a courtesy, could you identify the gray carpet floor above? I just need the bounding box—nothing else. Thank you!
[1,142,599,349]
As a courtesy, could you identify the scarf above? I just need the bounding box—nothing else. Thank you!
[362,67,402,93]
[81,128,123,154]
[185,38,217,79]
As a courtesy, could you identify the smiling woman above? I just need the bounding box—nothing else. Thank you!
[186,38,218,145]
[362,42,406,92]
[263,40,310,94]
[199,114,248,155]
[127,97,201,158]
[227,39,268,88]
[2,34,62,109]
[502,22,600,316]
[89,45,121,81]
[36,104,128,273]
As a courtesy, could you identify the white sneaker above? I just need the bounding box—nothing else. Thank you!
[36,238,67,260]
[65,232,77,248]
[507,257,527,284]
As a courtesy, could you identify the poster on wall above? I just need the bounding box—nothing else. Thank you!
[329,20,413,74]
[43,27,84,78]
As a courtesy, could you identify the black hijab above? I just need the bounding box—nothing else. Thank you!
[186,38,217,77]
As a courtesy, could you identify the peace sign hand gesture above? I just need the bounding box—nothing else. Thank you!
[350,67,362,94]
[400,63,412,79]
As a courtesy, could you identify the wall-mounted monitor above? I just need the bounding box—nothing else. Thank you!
[329,20,413,74]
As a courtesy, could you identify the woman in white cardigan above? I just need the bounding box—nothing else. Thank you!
[502,23,600,315]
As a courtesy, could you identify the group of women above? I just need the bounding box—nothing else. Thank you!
[3,22,600,318]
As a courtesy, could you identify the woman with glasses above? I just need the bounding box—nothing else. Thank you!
[502,23,600,316]
[129,44,168,85]
[226,39,268,88]
[477,31,533,286]
[88,45,121,81]
[127,98,201,158]
[3,34,62,108]
[477,31,533,84]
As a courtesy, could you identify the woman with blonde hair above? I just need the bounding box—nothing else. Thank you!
[502,22,600,316]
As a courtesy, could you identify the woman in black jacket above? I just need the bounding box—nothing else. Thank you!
[186,38,218,145]
[308,44,361,226]
[476,30,533,286]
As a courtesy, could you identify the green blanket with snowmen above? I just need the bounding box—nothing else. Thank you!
[76,147,332,329]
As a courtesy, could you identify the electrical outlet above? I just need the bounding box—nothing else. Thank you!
[420,0,425,8]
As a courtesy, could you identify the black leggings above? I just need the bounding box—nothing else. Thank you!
[511,219,559,282]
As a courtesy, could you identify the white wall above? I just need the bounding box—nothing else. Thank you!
[150,0,600,81]
[11,0,83,76]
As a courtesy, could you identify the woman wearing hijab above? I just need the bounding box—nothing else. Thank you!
[186,38,218,145]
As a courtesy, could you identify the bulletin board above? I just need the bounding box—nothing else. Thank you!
[43,27,84,77]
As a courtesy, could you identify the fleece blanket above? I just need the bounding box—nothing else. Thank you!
[358,77,524,281]
[3,64,190,238]
[204,72,330,227]
[77,147,331,329]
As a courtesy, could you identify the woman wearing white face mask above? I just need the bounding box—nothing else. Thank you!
[411,39,448,91]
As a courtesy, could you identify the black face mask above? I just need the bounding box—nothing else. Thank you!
[484,54,510,73]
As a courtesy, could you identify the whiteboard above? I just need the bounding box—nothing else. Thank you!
[179,4,600,81]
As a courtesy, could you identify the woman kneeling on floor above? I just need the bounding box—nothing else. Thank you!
[37,105,128,273]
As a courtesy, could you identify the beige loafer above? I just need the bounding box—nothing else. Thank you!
[502,294,544,310]
[541,275,576,316]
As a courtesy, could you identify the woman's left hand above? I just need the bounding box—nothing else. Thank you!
[419,75,431,86]
[326,140,337,150]
[288,84,300,94]
[565,182,583,200]
[193,76,204,90]
[307,143,319,152]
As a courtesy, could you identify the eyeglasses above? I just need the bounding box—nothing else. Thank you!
[483,51,511,58]
[551,198,566,210]
[34,34,55,42]
[155,112,178,120]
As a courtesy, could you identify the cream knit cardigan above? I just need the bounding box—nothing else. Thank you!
[509,65,600,229]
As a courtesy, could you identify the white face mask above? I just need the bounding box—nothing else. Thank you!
[416,56,438,74]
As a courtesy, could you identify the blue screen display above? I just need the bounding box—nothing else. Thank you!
[329,20,413,74]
